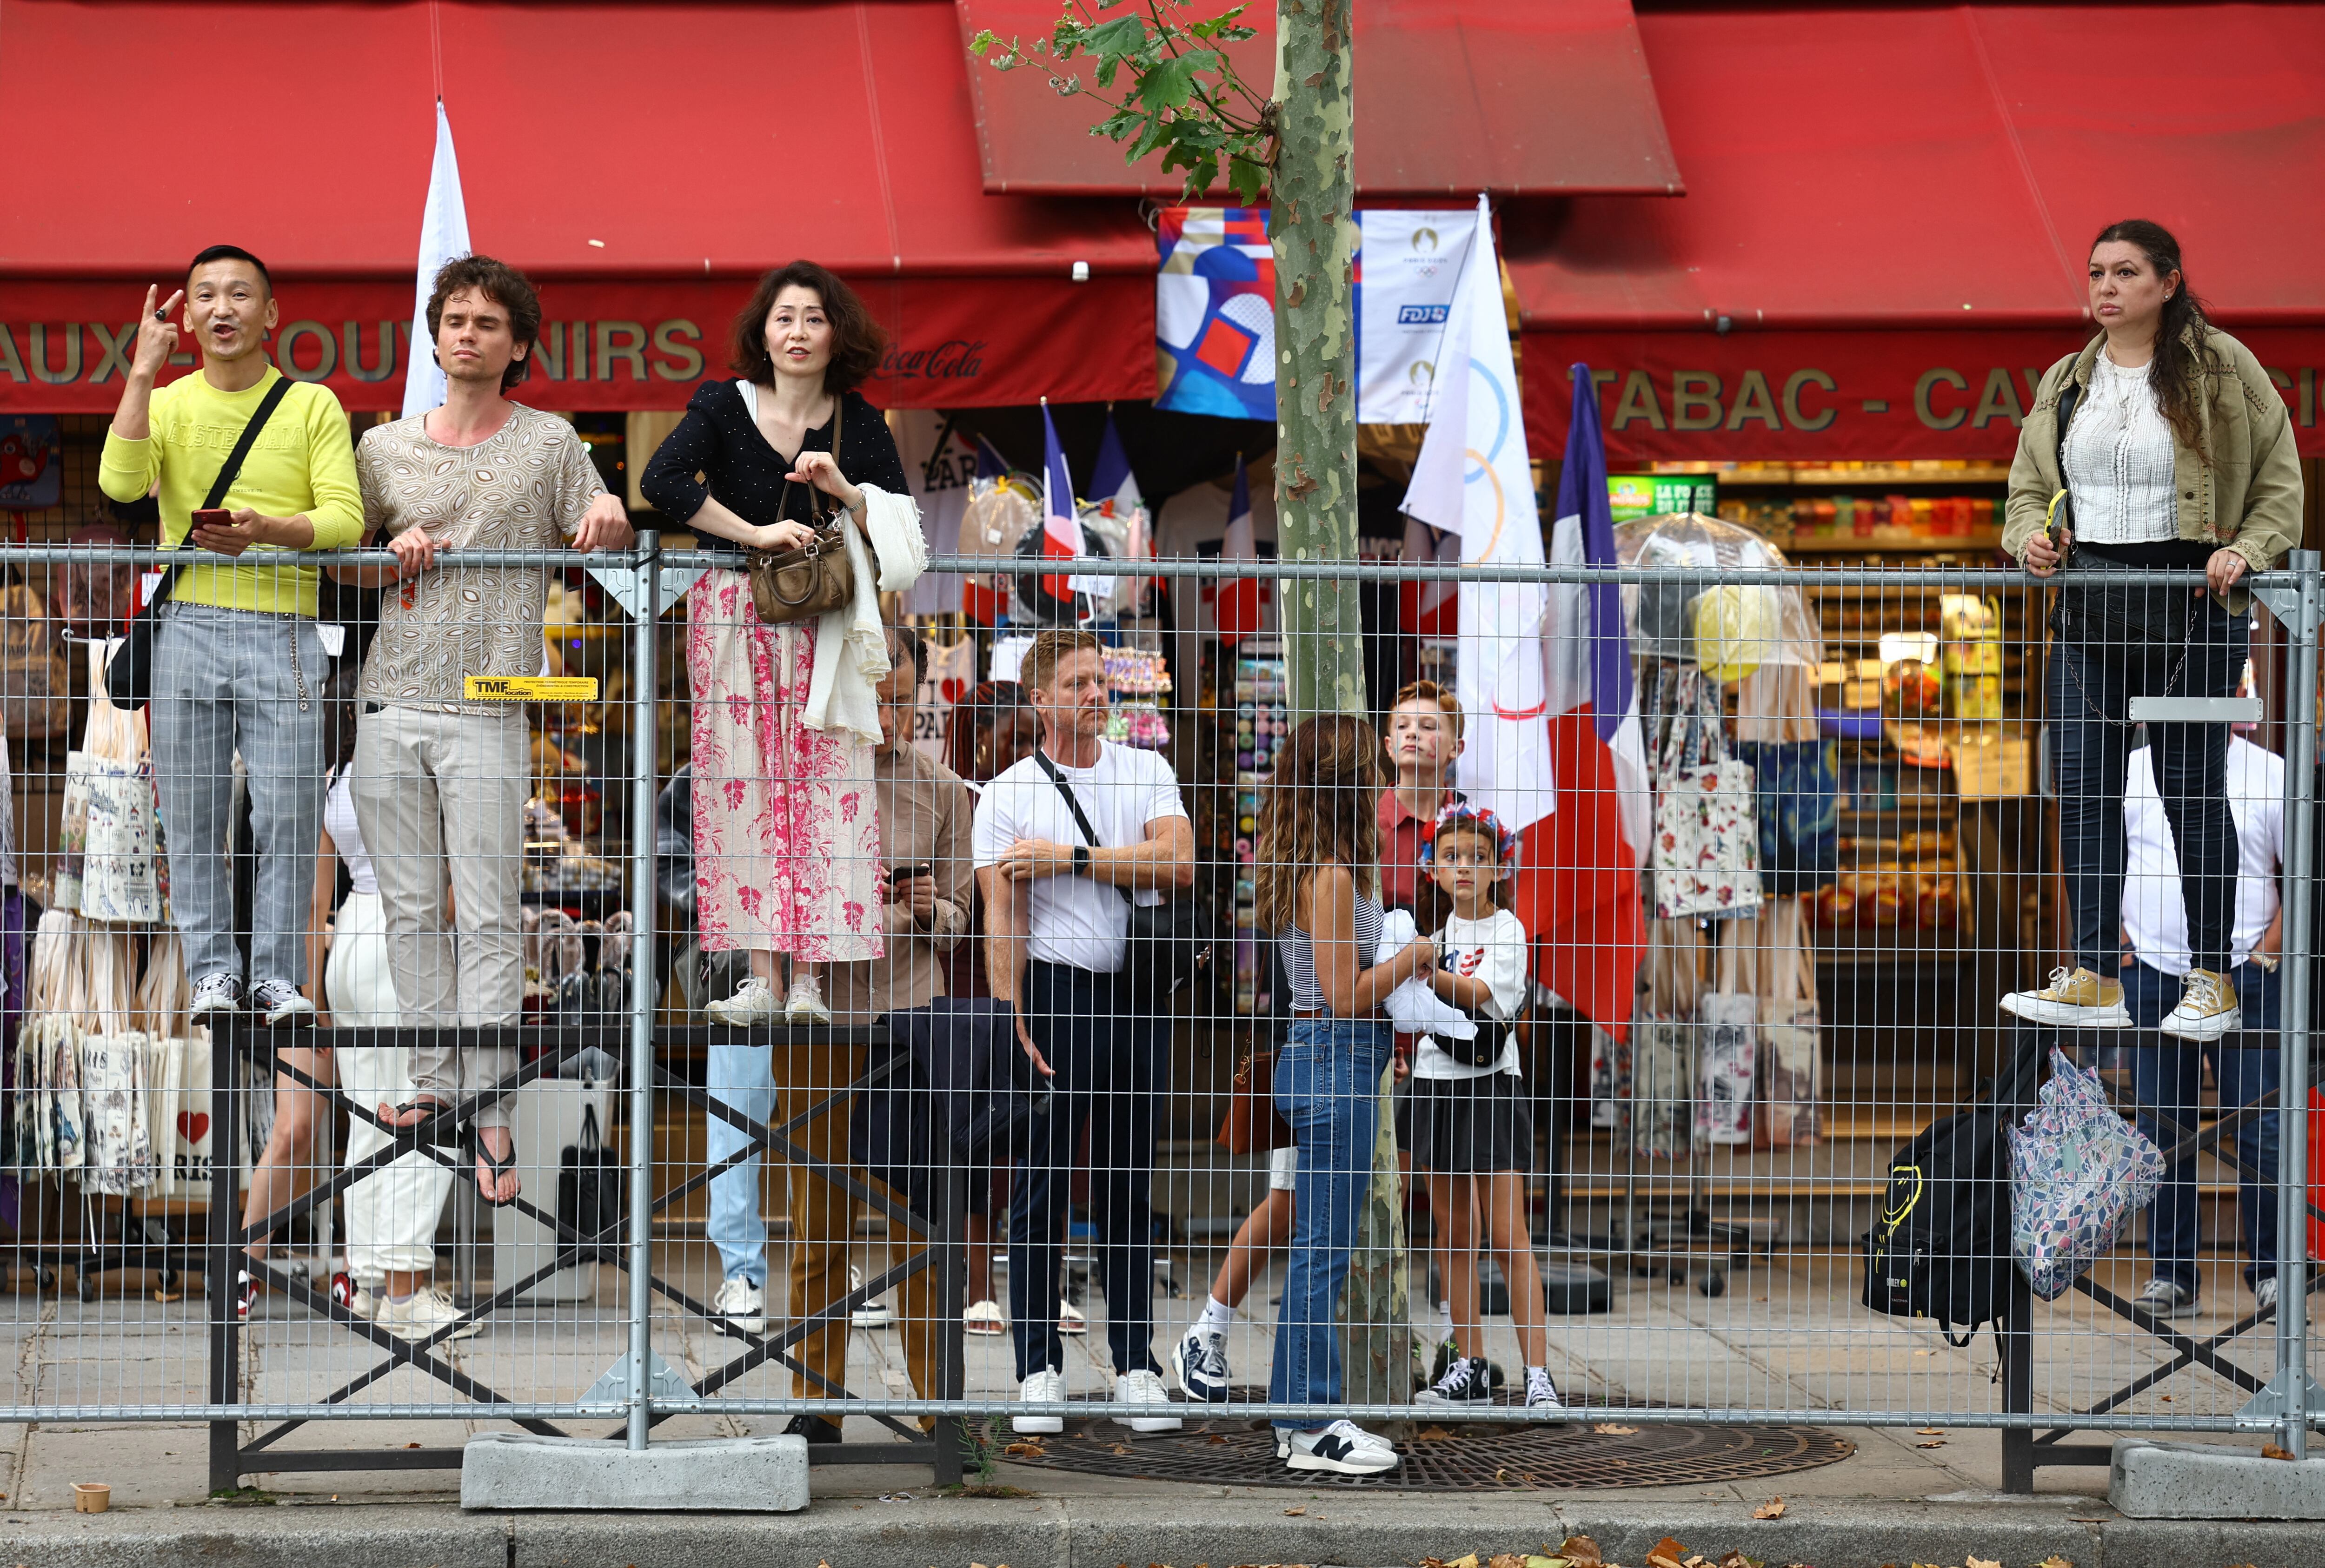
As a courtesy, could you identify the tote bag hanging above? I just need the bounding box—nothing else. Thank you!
[1629,918,1703,1159]
[1649,668,1763,921]
[2009,1048,2165,1300]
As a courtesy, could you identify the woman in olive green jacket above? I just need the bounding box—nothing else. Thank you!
[2000,219,2303,1052]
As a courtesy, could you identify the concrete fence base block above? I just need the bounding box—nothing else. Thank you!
[459,1432,808,1512]
[2112,1437,2325,1518]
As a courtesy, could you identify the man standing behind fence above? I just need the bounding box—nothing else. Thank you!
[333,255,631,1205]
[976,628,1194,1436]
[100,246,365,1024]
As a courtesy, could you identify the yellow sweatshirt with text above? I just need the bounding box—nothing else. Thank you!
[97,365,363,618]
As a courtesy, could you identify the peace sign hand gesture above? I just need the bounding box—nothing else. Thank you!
[133,285,183,382]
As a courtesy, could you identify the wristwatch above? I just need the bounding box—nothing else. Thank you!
[1072,845,1091,876]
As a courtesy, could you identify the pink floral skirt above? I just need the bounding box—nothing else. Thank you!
[686,569,881,962]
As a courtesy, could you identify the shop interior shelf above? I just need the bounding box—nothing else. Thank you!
[1787,532,2004,554]
[1648,462,2013,486]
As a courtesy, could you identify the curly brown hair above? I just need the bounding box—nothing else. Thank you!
[425,254,542,391]
[1254,714,1382,933]
[727,260,886,393]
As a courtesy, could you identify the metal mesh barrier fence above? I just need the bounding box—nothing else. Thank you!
[0,540,2316,1492]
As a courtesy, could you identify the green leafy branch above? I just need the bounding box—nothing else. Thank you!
[970,0,1277,205]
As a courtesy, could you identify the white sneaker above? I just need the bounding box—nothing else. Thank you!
[1112,1367,1182,1433]
[2134,1277,2199,1317]
[963,1299,1007,1336]
[249,978,316,1026]
[713,1277,766,1335]
[2161,968,2241,1042]
[375,1286,481,1343]
[1015,1367,1066,1435]
[189,973,243,1019]
[2257,1276,2281,1317]
[1278,1418,1401,1474]
[784,973,831,1025]
[1057,1297,1088,1336]
[705,976,781,1025]
[850,1264,892,1328]
[1525,1366,1569,1422]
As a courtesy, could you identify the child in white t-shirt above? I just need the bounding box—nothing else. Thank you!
[1406,807,1563,1417]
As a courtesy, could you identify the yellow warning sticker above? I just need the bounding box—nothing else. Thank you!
[462,676,599,702]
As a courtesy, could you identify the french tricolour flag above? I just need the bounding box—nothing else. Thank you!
[1039,401,1106,603]
[1529,360,1649,1039]
[1215,454,1262,644]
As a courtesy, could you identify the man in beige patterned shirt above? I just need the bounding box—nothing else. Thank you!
[334,255,630,1209]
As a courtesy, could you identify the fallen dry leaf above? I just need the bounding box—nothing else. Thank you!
[1003,1441,1045,1458]
[1752,1497,1786,1520]
[1593,1422,1639,1436]
[1206,1433,1228,1445]
[1448,1556,1481,1568]
[1715,1554,1757,1568]
[1524,1557,1569,1568]
[1495,1467,1512,1483]
[2265,1442,2297,1461]
[1419,1424,1457,1442]
[1915,1427,1944,1435]
[1560,1536,1606,1568]
[1283,1508,1304,1517]
[2036,1557,2074,1568]
[1490,1556,1529,1568]
[1110,1443,1131,1456]
[1647,1537,1691,1568]
[2159,1393,2173,1402]
[1915,1439,1946,1449]
[1913,1348,1937,1356]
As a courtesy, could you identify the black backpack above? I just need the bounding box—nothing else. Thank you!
[1861,1035,2044,1343]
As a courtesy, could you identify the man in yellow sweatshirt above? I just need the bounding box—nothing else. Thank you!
[99,245,364,1025]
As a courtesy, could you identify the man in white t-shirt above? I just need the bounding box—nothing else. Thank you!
[2120,734,2284,1319]
[974,628,1194,1436]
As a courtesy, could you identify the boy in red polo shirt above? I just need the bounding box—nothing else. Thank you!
[1378,680,1467,912]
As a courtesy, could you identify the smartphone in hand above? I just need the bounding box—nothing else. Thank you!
[192,508,232,529]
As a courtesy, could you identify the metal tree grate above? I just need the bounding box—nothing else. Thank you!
[994,1404,1854,1492]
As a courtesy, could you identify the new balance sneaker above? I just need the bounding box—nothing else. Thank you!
[2161,968,2241,1042]
[376,1286,481,1343]
[1525,1366,1569,1422]
[1171,1324,1232,1402]
[784,973,831,1025]
[1415,1353,1495,1406]
[190,973,243,1019]
[713,1277,767,1335]
[1278,1419,1401,1475]
[2000,967,2132,1028]
[2257,1276,2281,1317]
[706,976,781,1025]
[1111,1367,1182,1433]
[963,1299,1007,1336]
[249,978,316,1026]
[1015,1367,1066,1435]
[2134,1277,2199,1318]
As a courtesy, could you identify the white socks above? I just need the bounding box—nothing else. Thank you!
[1196,1295,1235,1334]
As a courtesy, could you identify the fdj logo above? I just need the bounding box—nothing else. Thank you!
[1397,305,1449,326]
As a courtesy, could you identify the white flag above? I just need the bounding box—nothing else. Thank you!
[1400,194,1554,833]
[401,101,472,419]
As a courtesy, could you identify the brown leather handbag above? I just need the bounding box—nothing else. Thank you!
[747,396,856,626]
[1216,1046,1293,1153]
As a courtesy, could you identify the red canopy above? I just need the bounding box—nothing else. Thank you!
[959,0,1682,197]
[1515,3,2325,460]
[0,0,1157,411]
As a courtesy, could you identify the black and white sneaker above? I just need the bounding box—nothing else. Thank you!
[1278,1419,1401,1474]
[189,973,243,1019]
[1525,1366,1568,1422]
[1171,1324,1232,1402]
[2134,1277,2199,1317]
[250,979,315,1026]
[1415,1353,1494,1406]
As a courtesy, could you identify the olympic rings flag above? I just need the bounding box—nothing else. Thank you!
[1400,194,1554,837]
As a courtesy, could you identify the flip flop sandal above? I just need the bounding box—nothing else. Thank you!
[467,1125,521,1209]
[379,1095,452,1131]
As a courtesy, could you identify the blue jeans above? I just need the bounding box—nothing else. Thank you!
[706,1039,774,1286]
[1269,1018,1395,1431]
[2047,581,2246,976]
[2126,961,2281,1291]
[150,602,327,986]
[1008,962,1164,1379]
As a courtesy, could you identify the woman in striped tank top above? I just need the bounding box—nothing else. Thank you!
[1252,715,1440,1475]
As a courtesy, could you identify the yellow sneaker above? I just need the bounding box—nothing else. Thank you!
[2160,967,2241,1042]
[2000,966,2132,1028]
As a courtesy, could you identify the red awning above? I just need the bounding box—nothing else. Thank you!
[958,0,1683,196]
[1515,4,2325,460]
[0,0,1156,411]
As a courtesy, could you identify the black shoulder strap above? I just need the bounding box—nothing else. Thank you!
[1032,747,1105,851]
[2053,376,2082,485]
[203,374,296,512]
